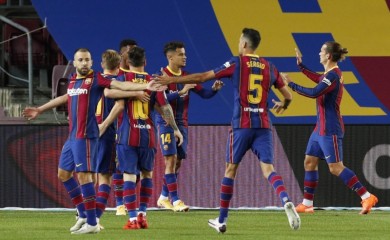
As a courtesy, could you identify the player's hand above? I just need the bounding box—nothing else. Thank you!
[271,99,286,114]
[212,80,224,91]
[174,129,183,146]
[152,74,174,85]
[136,91,150,103]
[22,107,40,120]
[98,123,107,137]
[147,80,167,92]
[295,48,302,65]
[179,84,196,96]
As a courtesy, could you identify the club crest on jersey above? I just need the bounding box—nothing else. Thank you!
[85,78,92,85]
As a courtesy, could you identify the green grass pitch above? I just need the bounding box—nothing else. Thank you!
[0,210,388,240]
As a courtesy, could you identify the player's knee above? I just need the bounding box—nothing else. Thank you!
[58,170,72,182]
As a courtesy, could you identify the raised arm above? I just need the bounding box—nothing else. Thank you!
[281,72,336,98]
[22,94,68,120]
[295,47,322,83]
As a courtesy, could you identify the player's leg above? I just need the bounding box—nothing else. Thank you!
[208,128,247,233]
[157,126,177,210]
[95,138,116,225]
[137,148,155,229]
[295,155,319,213]
[174,125,188,180]
[71,138,100,234]
[171,126,189,212]
[58,140,87,232]
[112,170,126,215]
[117,144,140,230]
[254,129,300,230]
[296,132,322,213]
[321,135,378,214]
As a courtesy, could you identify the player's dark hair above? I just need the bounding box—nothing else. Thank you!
[119,39,137,50]
[325,41,348,62]
[128,46,145,67]
[242,28,261,50]
[164,41,185,56]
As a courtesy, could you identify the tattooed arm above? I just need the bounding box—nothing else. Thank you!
[159,104,183,146]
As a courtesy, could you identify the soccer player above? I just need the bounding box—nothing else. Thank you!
[102,46,183,229]
[281,43,378,214]
[95,49,149,226]
[112,38,139,216]
[153,28,300,233]
[22,48,162,234]
[155,41,223,212]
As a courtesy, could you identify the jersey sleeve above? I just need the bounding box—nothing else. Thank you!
[97,72,114,88]
[288,71,338,98]
[155,90,169,107]
[193,84,217,99]
[270,63,285,89]
[298,63,322,83]
[213,57,236,79]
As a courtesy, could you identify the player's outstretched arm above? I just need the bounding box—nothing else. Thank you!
[104,88,146,100]
[153,70,215,85]
[159,104,183,146]
[22,94,68,120]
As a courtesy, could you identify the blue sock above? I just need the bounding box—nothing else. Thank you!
[268,172,290,205]
[80,182,97,226]
[63,177,86,218]
[96,184,111,218]
[139,178,153,212]
[219,177,234,223]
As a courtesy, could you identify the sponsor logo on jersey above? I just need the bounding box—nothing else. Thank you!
[67,88,88,96]
[133,123,151,129]
[243,107,264,113]
[223,61,231,68]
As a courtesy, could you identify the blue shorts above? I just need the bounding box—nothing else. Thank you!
[305,131,343,163]
[226,128,273,164]
[96,138,117,174]
[59,138,98,172]
[117,144,155,174]
[158,124,188,160]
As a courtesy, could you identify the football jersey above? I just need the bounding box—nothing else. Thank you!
[289,64,344,137]
[213,54,285,129]
[117,71,168,148]
[155,66,217,127]
[67,70,112,139]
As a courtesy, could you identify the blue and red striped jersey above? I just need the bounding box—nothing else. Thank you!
[117,71,168,148]
[67,70,112,139]
[155,66,217,127]
[289,64,344,137]
[213,54,285,129]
